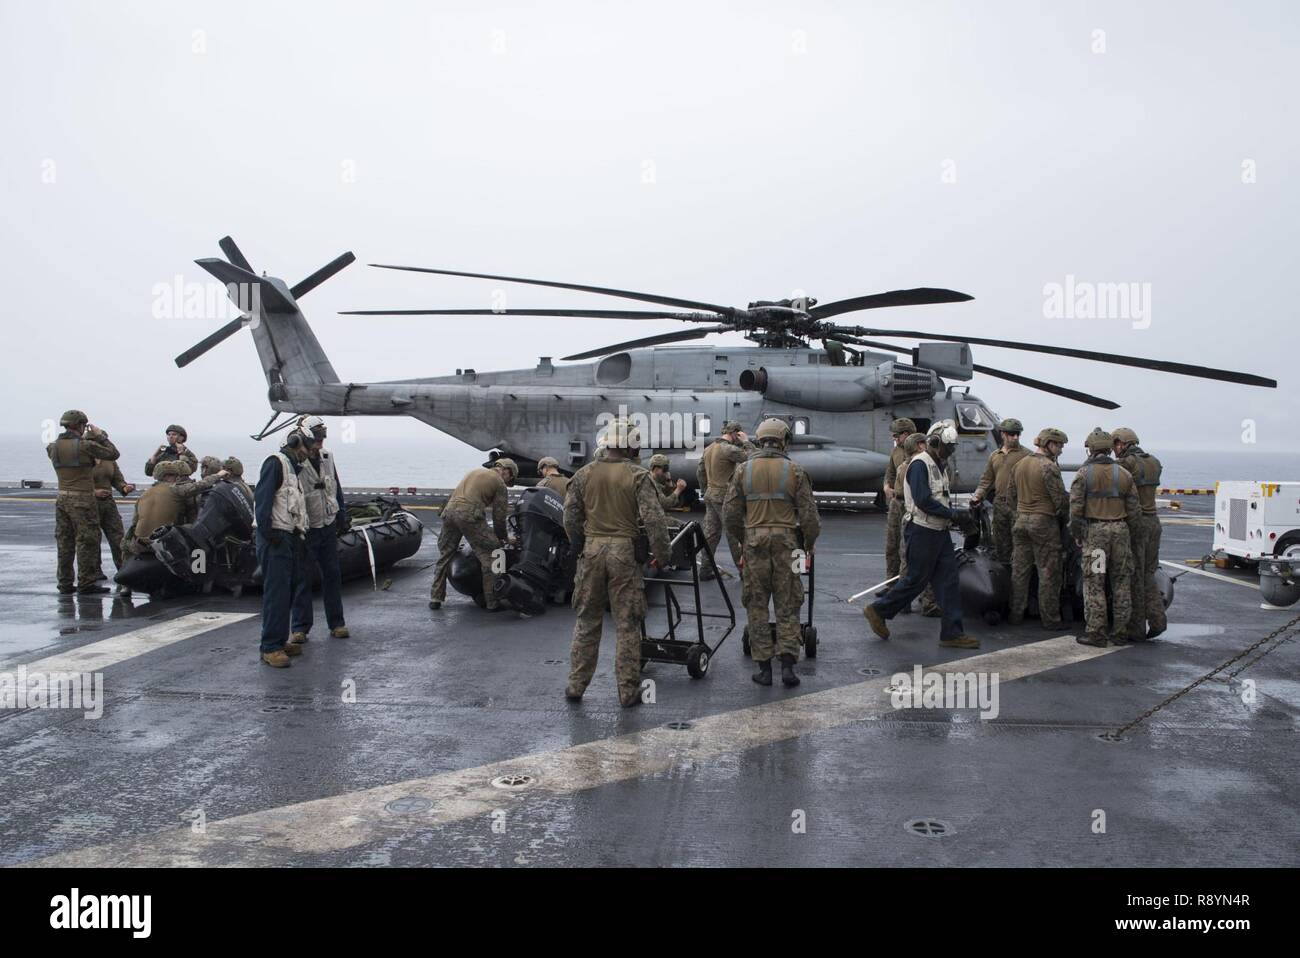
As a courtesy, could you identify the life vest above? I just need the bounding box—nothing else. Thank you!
[902,450,951,532]
[268,452,307,535]
[298,451,339,528]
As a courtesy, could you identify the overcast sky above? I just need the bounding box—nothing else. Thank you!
[1,0,1294,454]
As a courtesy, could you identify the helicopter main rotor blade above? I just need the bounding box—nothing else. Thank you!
[826,326,1276,388]
[174,317,245,368]
[828,335,1120,408]
[561,325,733,361]
[369,264,733,315]
[972,364,1120,409]
[338,308,710,320]
[811,288,973,319]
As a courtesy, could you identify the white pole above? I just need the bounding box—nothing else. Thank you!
[849,575,899,603]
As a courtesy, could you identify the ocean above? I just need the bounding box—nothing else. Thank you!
[2,433,1296,491]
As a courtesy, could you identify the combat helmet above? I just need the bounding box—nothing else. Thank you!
[153,460,187,479]
[60,409,88,428]
[1036,427,1068,447]
[755,418,791,447]
[648,453,670,469]
[902,432,926,455]
[165,424,188,441]
[998,418,1023,434]
[890,417,917,436]
[600,417,642,452]
[223,457,244,476]
[1085,427,1113,453]
[200,455,223,477]
[722,420,744,435]
[537,456,559,471]
[493,457,519,481]
[1112,427,1139,446]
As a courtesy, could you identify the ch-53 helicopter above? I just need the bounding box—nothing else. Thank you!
[175,235,1277,498]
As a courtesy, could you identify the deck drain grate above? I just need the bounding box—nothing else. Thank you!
[905,818,952,838]
[665,721,694,731]
[260,705,293,713]
[385,796,432,815]
[857,667,882,676]
[210,647,232,653]
[543,659,565,665]
[491,774,535,790]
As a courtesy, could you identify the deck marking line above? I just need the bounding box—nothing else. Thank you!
[24,636,1119,867]
[4,612,256,674]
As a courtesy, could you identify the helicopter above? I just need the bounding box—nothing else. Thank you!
[175,236,1277,497]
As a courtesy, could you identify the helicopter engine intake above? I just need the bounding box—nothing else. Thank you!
[739,362,937,411]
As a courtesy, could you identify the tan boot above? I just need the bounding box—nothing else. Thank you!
[940,634,979,649]
[330,626,349,638]
[261,650,292,668]
[282,642,303,657]
[862,604,890,639]
[289,631,308,645]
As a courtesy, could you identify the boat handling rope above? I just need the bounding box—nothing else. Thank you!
[1101,611,1300,741]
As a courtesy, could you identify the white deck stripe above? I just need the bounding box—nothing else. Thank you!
[6,612,255,674]
[1159,560,1259,590]
[25,636,1119,867]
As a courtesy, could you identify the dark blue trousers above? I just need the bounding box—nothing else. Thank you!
[257,533,301,653]
[291,525,346,634]
[871,523,964,641]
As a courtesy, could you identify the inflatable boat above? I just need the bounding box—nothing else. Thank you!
[115,486,424,597]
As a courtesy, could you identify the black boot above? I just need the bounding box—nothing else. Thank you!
[752,659,773,686]
[780,653,801,687]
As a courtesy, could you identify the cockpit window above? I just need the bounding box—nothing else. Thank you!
[956,402,997,431]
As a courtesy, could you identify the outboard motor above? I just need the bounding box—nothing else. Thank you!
[492,487,570,613]
[152,481,255,581]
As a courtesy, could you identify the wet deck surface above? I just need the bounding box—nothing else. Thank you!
[1,488,1296,867]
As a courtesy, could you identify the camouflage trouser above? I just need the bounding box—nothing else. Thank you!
[989,497,1016,564]
[885,498,904,578]
[741,528,805,661]
[430,504,502,606]
[55,493,101,590]
[568,537,646,703]
[898,521,939,613]
[701,491,740,566]
[93,496,125,575]
[1082,520,1133,638]
[1010,513,1064,625]
[1126,513,1166,638]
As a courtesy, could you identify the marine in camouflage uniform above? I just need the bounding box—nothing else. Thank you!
[971,418,1029,563]
[47,411,120,593]
[536,456,570,497]
[429,460,517,610]
[1114,428,1166,640]
[1007,428,1070,629]
[883,418,916,581]
[723,419,820,687]
[896,432,940,615]
[1070,428,1141,647]
[89,441,135,580]
[696,421,754,576]
[648,453,685,510]
[122,461,222,557]
[144,424,198,478]
[564,419,671,707]
[222,457,255,510]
